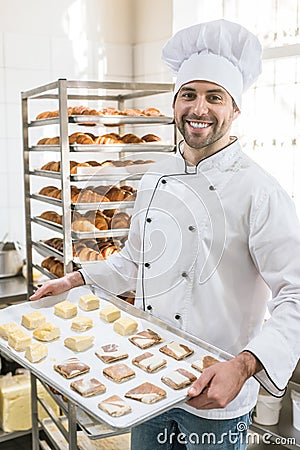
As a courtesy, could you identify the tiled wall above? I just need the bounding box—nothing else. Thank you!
[0,0,133,247]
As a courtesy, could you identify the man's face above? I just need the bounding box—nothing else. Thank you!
[174,80,239,151]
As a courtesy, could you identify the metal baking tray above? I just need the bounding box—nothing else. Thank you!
[32,263,58,280]
[30,194,135,211]
[28,116,174,127]
[30,169,142,183]
[29,144,175,153]
[30,193,62,207]
[32,217,129,239]
[32,240,63,259]
[69,115,174,126]
[71,201,135,211]
[0,286,232,431]
[32,217,63,234]
[71,144,175,153]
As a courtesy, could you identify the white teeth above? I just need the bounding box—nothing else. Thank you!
[189,121,210,129]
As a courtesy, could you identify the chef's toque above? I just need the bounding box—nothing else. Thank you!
[162,19,262,109]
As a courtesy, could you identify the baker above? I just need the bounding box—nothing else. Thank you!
[31,19,300,450]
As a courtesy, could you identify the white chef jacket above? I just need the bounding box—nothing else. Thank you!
[81,138,300,419]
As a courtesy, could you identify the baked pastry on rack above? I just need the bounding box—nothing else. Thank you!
[39,211,62,225]
[41,256,64,278]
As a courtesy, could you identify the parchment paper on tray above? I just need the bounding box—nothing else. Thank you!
[0,286,230,430]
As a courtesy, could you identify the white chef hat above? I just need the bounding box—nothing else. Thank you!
[162,19,262,109]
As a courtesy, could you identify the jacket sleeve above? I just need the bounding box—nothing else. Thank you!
[245,187,300,396]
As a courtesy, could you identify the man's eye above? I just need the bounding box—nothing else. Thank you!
[209,95,222,102]
[182,93,195,99]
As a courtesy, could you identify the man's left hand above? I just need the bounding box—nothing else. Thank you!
[187,351,262,410]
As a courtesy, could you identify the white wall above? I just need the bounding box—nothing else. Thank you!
[0,0,133,245]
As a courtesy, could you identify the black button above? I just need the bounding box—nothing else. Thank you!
[161,179,167,184]
[146,218,152,223]
[181,272,188,278]
[209,185,215,190]
[188,225,196,231]
[145,263,150,268]
[147,305,152,311]
[174,314,181,320]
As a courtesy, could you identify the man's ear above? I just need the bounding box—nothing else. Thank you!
[233,107,241,120]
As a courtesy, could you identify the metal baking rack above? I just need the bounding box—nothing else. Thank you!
[22,78,176,296]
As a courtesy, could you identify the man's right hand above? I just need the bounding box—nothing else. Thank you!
[29,271,85,301]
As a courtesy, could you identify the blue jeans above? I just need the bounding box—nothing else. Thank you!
[131,408,252,450]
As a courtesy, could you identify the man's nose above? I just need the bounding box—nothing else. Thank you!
[193,97,209,115]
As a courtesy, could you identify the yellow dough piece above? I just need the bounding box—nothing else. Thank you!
[33,322,60,342]
[113,317,138,336]
[54,300,77,319]
[25,343,48,363]
[21,311,46,330]
[8,330,31,351]
[0,322,21,340]
[78,294,100,311]
[100,305,121,323]
[64,335,94,352]
[71,316,93,332]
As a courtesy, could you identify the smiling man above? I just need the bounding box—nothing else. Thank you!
[31,19,300,450]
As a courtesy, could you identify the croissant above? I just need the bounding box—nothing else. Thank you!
[41,256,56,270]
[142,133,161,142]
[50,261,64,277]
[143,107,162,116]
[86,160,101,167]
[69,132,84,144]
[95,136,120,145]
[46,136,60,145]
[101,245,118,259]
[72,219,99,232]
[72,190,109,204]
[70,162,91,174]
[37,137,50,145]
[75,134,95,145]
[106,187,125,202]
[40,211,62,225]
[40,161,56,171]
[110,212,131,229]
[121,133,143,144]
[44,238,63,252]
[122,109,144,116]
[81,238,99,251]
[50,188,62,199]
[77,247,103,261]
[70,105,88,115]
[36,111,52,120]
[39,186,58,197]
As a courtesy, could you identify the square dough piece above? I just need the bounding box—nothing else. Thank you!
[78,294,100,311]
[129,328,163,349]
[64,335,94,352]
[191,355,220,372]
[159,341,194,360]
[70,377,106,397]
[100,304,121,323]
[103,363,135,383]
[95,343,128,363]
[132,352,167,373]
[54,300,77,319]
[113,317,138,336]
[21,311,46,330]
[25,342,48,363]
[33,322,60,342]
[54,357,90,379]
[125,382,166,404]
[0,322,21,340]
[8,329,31,351]
[98,395,132,417]
[71,316,93,332]
[161,368,197,390]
